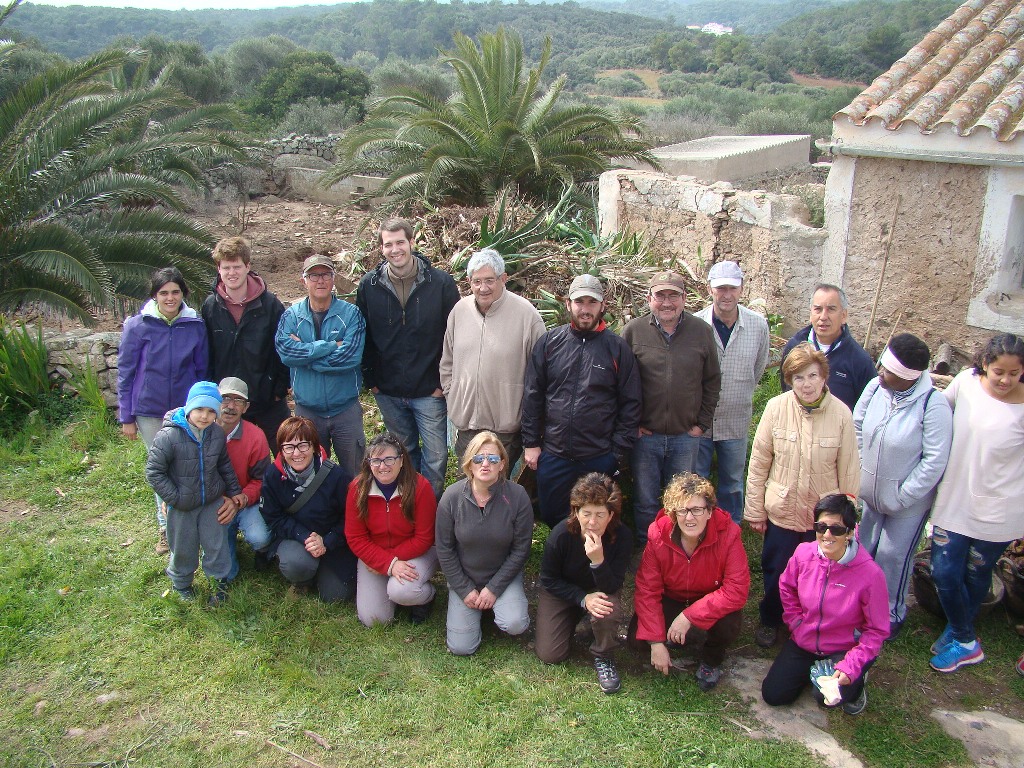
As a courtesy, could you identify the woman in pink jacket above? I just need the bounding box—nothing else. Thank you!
[761,494,888,715]
[345,432,438,626]
[629,473,750,691]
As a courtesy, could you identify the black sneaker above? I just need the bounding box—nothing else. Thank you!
[754,624,778,648]
[207,580,228,608]
[173,586,195,601]
[253,550,272,573]
[695,662,722,692]
[594,656,621,695]
[409,597,434,625]
[841,686,867,715]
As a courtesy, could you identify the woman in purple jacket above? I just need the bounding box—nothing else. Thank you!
[118,267,208,554]
[761,494,888,715]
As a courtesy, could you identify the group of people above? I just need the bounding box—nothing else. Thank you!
[118,218,1024,705]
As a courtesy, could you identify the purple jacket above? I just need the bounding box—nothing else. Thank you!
[780,537,888,681]
[117,300,207,423]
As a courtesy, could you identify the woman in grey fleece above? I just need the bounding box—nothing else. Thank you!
[435,431,533,655]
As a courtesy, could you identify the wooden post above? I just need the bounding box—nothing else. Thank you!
[863,196,901,351]
[933,342,953,375]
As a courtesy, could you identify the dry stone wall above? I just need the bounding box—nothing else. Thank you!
[43,329,122,407]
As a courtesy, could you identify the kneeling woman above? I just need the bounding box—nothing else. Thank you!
[761,494,888,715]
[435,432,533,656]
[536,473,632,694]
[345,433,439,626]
[630,473,750,691]
[261,417,357,602]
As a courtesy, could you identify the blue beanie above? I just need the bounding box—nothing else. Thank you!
[184,380,222,416]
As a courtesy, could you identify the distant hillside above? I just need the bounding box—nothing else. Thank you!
[580,0,855,34]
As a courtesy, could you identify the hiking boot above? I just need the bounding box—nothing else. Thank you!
[695,662,721,692]
[930,625,955,655]
[288,582,312,598]
[207,580,228,608]
[155,528,170,555]
[930,639,984,673]
[253,550,272,573]
[886,620,904,642]
[408,597,434,625]
[754,624,778,648]
[594,656,621,694]
[841,686,867,715]
[173,585,195,601]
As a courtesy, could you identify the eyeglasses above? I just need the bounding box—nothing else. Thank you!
[369,455,400,468]
[471,277,498,288]
[676,506,708,518]
[280,441,312,455]
[471,454,502,465]
[221,395,248,404]
[813,522,851,536]
[304,271,335,283]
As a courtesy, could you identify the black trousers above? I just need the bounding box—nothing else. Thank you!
[628,597,743,667]
[761,638,875,706]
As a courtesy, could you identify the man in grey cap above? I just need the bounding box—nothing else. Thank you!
[275,254,366,476]
[216,377,273,579]
[622,270,721,545]
[695,261,770,524]
[522,274,642,527]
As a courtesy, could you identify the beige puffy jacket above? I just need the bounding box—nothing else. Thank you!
[744,390,860,532]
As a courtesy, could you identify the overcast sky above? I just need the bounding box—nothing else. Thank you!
[27,1,358,9]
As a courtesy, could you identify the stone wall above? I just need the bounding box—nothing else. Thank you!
[599,169,828,334]
[44,330,122,408]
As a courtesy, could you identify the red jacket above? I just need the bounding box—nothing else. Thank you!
[344,474,436,574]
[223,420,271,505]
[634,507,750,641]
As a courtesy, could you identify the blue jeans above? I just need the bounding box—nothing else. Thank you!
[930,526,1010,644]
[696,437,749,524]
[226,504,273,581]
[630,432,702,544]
[536,451,618,529]
[374,393,449,498]
[295,399,365,478]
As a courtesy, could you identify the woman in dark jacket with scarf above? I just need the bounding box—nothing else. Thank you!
[261,417,356,602]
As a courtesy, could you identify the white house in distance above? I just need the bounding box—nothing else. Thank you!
[819,0,1024,351]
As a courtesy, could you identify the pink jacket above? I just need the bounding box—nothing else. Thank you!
[634,508,750,640]
[344,474,436,574]
[780,538,888,681]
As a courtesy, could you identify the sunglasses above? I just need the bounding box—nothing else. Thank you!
[813,522,851,536]
[471,454,502,465]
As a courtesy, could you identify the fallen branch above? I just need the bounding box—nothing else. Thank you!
[266,739,327,768]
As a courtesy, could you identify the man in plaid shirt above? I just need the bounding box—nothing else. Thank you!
[695,262,770,524]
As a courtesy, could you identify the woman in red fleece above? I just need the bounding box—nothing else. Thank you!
[629,473,750,691]
[761,494,888,715]
[345,432,438,626]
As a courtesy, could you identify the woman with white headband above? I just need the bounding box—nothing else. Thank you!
[853,333,952,640]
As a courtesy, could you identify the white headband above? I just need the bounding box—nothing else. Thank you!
[880,347,923,381]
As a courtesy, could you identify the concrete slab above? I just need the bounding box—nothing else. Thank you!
[931,709,1024,768]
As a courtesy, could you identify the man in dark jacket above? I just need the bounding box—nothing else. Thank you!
[356,218,460,498]
[202,237,290,453]
[779,284,876,412]
[522,274,642,528]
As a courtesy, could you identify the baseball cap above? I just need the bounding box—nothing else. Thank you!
[568,274,605,301]
[302,254,335,276]
[708,261,743,287]
[648,271,687,294]
[218,377,249,401]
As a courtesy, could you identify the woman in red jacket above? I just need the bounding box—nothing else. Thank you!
[345,432,438,626]
[629,473,750,691]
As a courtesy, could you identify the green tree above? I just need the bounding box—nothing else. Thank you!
[247,50,370,125]
[324,28,656,210]
[0,2,246,321]
[221,35,298,98]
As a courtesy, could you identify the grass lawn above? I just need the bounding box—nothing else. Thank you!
[0,384,1020,767]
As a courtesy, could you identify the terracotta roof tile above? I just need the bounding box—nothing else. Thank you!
[836,0,1024,141]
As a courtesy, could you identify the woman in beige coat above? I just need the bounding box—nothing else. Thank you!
[745,343,860,648]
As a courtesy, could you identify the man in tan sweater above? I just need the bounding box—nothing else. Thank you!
[440,248,545,468]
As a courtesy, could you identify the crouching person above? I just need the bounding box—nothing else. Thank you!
[145,381,242,606]
[536,473,632,694]
[261,417,357,602]
[629,473,749,691]
[761,494,888,715]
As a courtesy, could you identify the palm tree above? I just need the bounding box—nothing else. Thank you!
[323,28,657,211]
[0,0,249,322]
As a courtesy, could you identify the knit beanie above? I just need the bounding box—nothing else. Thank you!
[184,380,222,416]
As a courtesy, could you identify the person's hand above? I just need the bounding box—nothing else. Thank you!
[667,612,692,646]
[216,496,238,525]
[431,388,444,397]
[832,669,852,687]
[122,422,138,440]
[583,531,604,565]
[391,560,419,584]
[650,642,672,675]
[370,387,380,394]
[524,446,541,470]
[584,591,613,619]
[687,425,704,437]
[304,532,326,558]
[638,427,652,437]
[748,520,767,535]
[289,333,301,342]
[477,587,497,610]
[463,589,481,609]
[231,493,249,510]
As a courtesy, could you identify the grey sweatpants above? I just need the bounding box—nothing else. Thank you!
[165,498,230,589]
[859,502,930,624]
